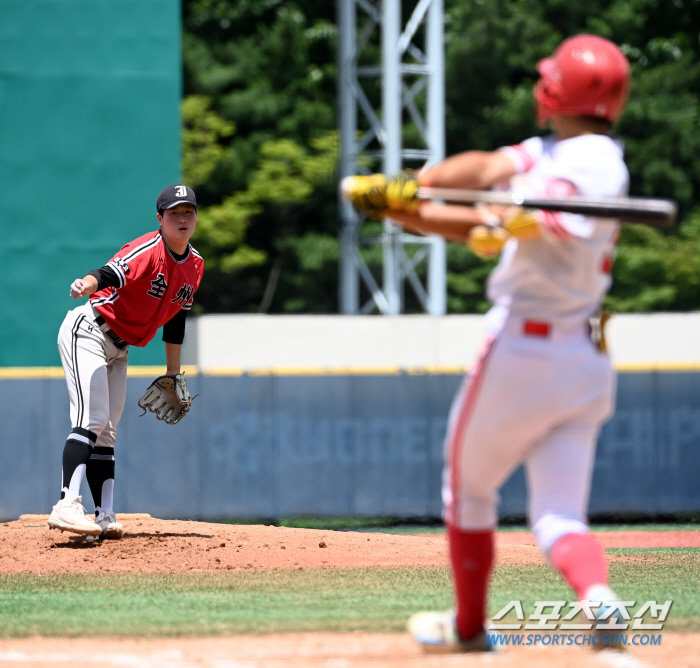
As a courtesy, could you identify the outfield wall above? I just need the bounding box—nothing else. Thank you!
[1,313,699,521]
[0,0,181,367]
[181,312,700,371]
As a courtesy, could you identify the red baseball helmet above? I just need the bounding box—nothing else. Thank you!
[534,34,630,124]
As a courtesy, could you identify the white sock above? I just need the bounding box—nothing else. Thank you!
[66,464,86,499]
[583,584,618,603]
[99,479,114,514]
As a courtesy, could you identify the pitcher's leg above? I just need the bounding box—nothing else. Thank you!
[88,349,128,539]
[87,447,115,512]
[57,310,111,495]
[50,308,107,536]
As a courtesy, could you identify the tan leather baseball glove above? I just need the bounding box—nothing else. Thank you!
[138,374,193,425]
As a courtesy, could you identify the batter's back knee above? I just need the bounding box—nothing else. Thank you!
[532,513,589,555]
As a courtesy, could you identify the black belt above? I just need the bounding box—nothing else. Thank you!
[94,315,129,349]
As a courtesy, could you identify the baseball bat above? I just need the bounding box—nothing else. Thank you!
[416,187,678,227]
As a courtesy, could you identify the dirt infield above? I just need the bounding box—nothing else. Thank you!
[5,514,699,573]
[0,516,697,666]
[0,633,696,668]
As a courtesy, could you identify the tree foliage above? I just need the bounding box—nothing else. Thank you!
[183,0,700,314]
[183,0,339,313]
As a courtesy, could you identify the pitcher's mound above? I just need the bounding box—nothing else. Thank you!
[2,516,697,574]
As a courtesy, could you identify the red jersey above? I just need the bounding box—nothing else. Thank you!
[90,231,204,347]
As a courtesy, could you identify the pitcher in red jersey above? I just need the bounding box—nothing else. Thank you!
[48,184,204,540]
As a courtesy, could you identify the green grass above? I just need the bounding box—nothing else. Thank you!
[206,517,447,533]
[0,569,452,637]
[591,524,700,532]
[491,549,700,632]
[0,548,697,637]
[203,517,700,534]
[369,523,700,535]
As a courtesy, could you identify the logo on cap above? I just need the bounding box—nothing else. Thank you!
[157,184,198,212]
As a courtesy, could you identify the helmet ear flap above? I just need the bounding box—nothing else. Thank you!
[534,57,564,125]
[534,62,564,125]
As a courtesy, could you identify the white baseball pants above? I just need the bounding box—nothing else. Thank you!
[443,309,616,553]
[57,302,129,449]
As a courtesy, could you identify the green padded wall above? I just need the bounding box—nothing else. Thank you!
[0,0,181,366]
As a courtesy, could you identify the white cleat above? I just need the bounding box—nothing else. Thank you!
[47,495,102,537]
[586,585,629,652]
[408,610,499,653]
[94,510,124,540]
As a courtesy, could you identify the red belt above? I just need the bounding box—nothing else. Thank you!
[522,320,551,337]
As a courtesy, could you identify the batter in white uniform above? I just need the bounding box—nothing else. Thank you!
[351,35,632,653]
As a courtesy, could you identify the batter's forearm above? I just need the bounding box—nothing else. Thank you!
[387,203,488,243]
[420,151,516,190]
[165,343,182,376]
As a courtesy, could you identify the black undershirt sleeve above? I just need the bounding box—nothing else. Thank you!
[162,308,188,345]
[87,266,121,291]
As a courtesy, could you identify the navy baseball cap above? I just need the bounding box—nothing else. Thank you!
[157,184,198,212]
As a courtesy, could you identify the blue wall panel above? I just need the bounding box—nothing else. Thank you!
[654,372,700,512]
[1,371,699,521]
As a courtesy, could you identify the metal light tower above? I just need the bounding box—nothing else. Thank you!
[337,0,446,315]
